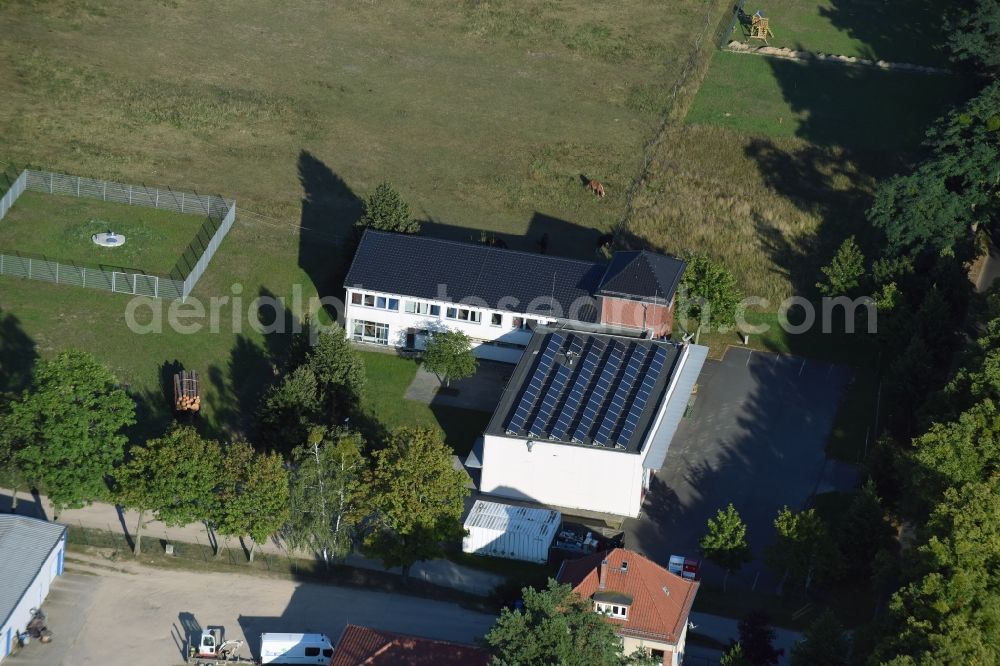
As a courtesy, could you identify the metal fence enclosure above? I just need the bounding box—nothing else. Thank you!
[0,168,235,300]
[182,202,236,299]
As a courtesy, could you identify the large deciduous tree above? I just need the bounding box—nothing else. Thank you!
[114,425,222,555]
[868,81,1000,260]
[735,611,784,666]
[947,0,1000,72]
[257,365,322,450]
[789,611,849,666]
[423,330,478,388]
[5,350,135,513]
[909,399,1000,510]
[356,182,419,234]
[215,440,290,563]
[486,579,650,666]
[365,426,468,578]
[699,503,751,591]
[766,507,836,591]
[287,427,367,565]
[304,325,366,412]
[871,477,1000,664]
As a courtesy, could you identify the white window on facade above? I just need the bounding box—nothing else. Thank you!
[405,300,441,316]
[490,313,503,327]
[595,602,629,620]
[510,316,537,330]
[351,291,399,311]
[446,307,482,323]
[352,320,389,345]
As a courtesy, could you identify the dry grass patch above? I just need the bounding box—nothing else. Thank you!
[624,124,877,302]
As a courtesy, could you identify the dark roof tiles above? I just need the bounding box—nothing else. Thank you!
[344,230,604,322]
[598,251,686,303]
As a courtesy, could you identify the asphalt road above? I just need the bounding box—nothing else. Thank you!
[27,553,496,666]
[625,346,854,588]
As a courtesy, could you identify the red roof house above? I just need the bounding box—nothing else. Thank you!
[557,548,699,666]
[328,624,490,666]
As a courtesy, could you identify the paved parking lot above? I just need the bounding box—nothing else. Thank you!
[32,554,496,666]
[626,346,855,586]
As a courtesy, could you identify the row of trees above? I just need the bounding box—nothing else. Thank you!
[0,343,470,576]
[698,493,894,595]
[821,1,1000,662]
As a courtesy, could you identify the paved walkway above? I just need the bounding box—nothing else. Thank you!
[1,489,504,596]
[404,359,510,411]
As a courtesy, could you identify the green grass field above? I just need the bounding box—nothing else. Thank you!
[686,51,968,151]
[0,0,714,256]
[725,0,951,66]
[360,353,492,456]
[0,0,720,443]
[0,191,209,275]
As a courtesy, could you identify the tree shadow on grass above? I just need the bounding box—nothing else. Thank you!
[771,57,968,153]
[0,306,37,395]
[742,138,883,299]
[298,150,361,306]
[817,0,951,67]
[204,335,274,442]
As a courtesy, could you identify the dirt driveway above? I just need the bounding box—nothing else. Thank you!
[26,553,496,666]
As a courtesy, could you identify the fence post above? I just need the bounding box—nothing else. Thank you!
[128,184,132,205]
[181,192,185,213]
[82,267,86,288]
[155,189,159,209]
[103,182,107,201]
[76,176,80,196]
[27,258,31,280]
[55,262,59,283]
[49,172,53,193]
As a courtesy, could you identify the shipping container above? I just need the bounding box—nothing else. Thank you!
[462,500,560,563]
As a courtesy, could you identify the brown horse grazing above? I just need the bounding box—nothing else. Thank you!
[587,179,606,198]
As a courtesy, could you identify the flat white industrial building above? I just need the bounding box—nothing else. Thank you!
[476,328,708,518]
[0,515,66,660]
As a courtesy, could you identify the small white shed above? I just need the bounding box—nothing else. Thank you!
[0,515,66,661]
[462,500,560,563]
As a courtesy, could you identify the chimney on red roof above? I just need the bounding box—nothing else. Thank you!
[599,558,608,589]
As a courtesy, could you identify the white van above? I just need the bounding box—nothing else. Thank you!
[260,633,334,664]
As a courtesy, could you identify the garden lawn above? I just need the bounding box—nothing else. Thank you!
[0,0,717,446]
[686,51,969,152]
[0,191,209,275]
[724,0,953,66]
[359,352,492,456]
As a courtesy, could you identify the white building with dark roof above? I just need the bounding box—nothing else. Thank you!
[342,230,686,363]
[0,515,66,660]
[476,327,707,517]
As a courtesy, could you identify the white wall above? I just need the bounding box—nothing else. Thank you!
[344,288,557,364]
[1,534,65,660]
[479,434,646,517]
[621,636,675,665]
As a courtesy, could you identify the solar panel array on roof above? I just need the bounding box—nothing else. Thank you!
[550,338,605,440]
[502,330,681,452]
[507,334,564,433]
[617,345,669,447]
[594,344,650,447]
[528,336,583,437]
[572,341,626,443]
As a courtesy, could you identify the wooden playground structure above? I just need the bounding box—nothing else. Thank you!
[748,11,775,44]
[173,370,201,412]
